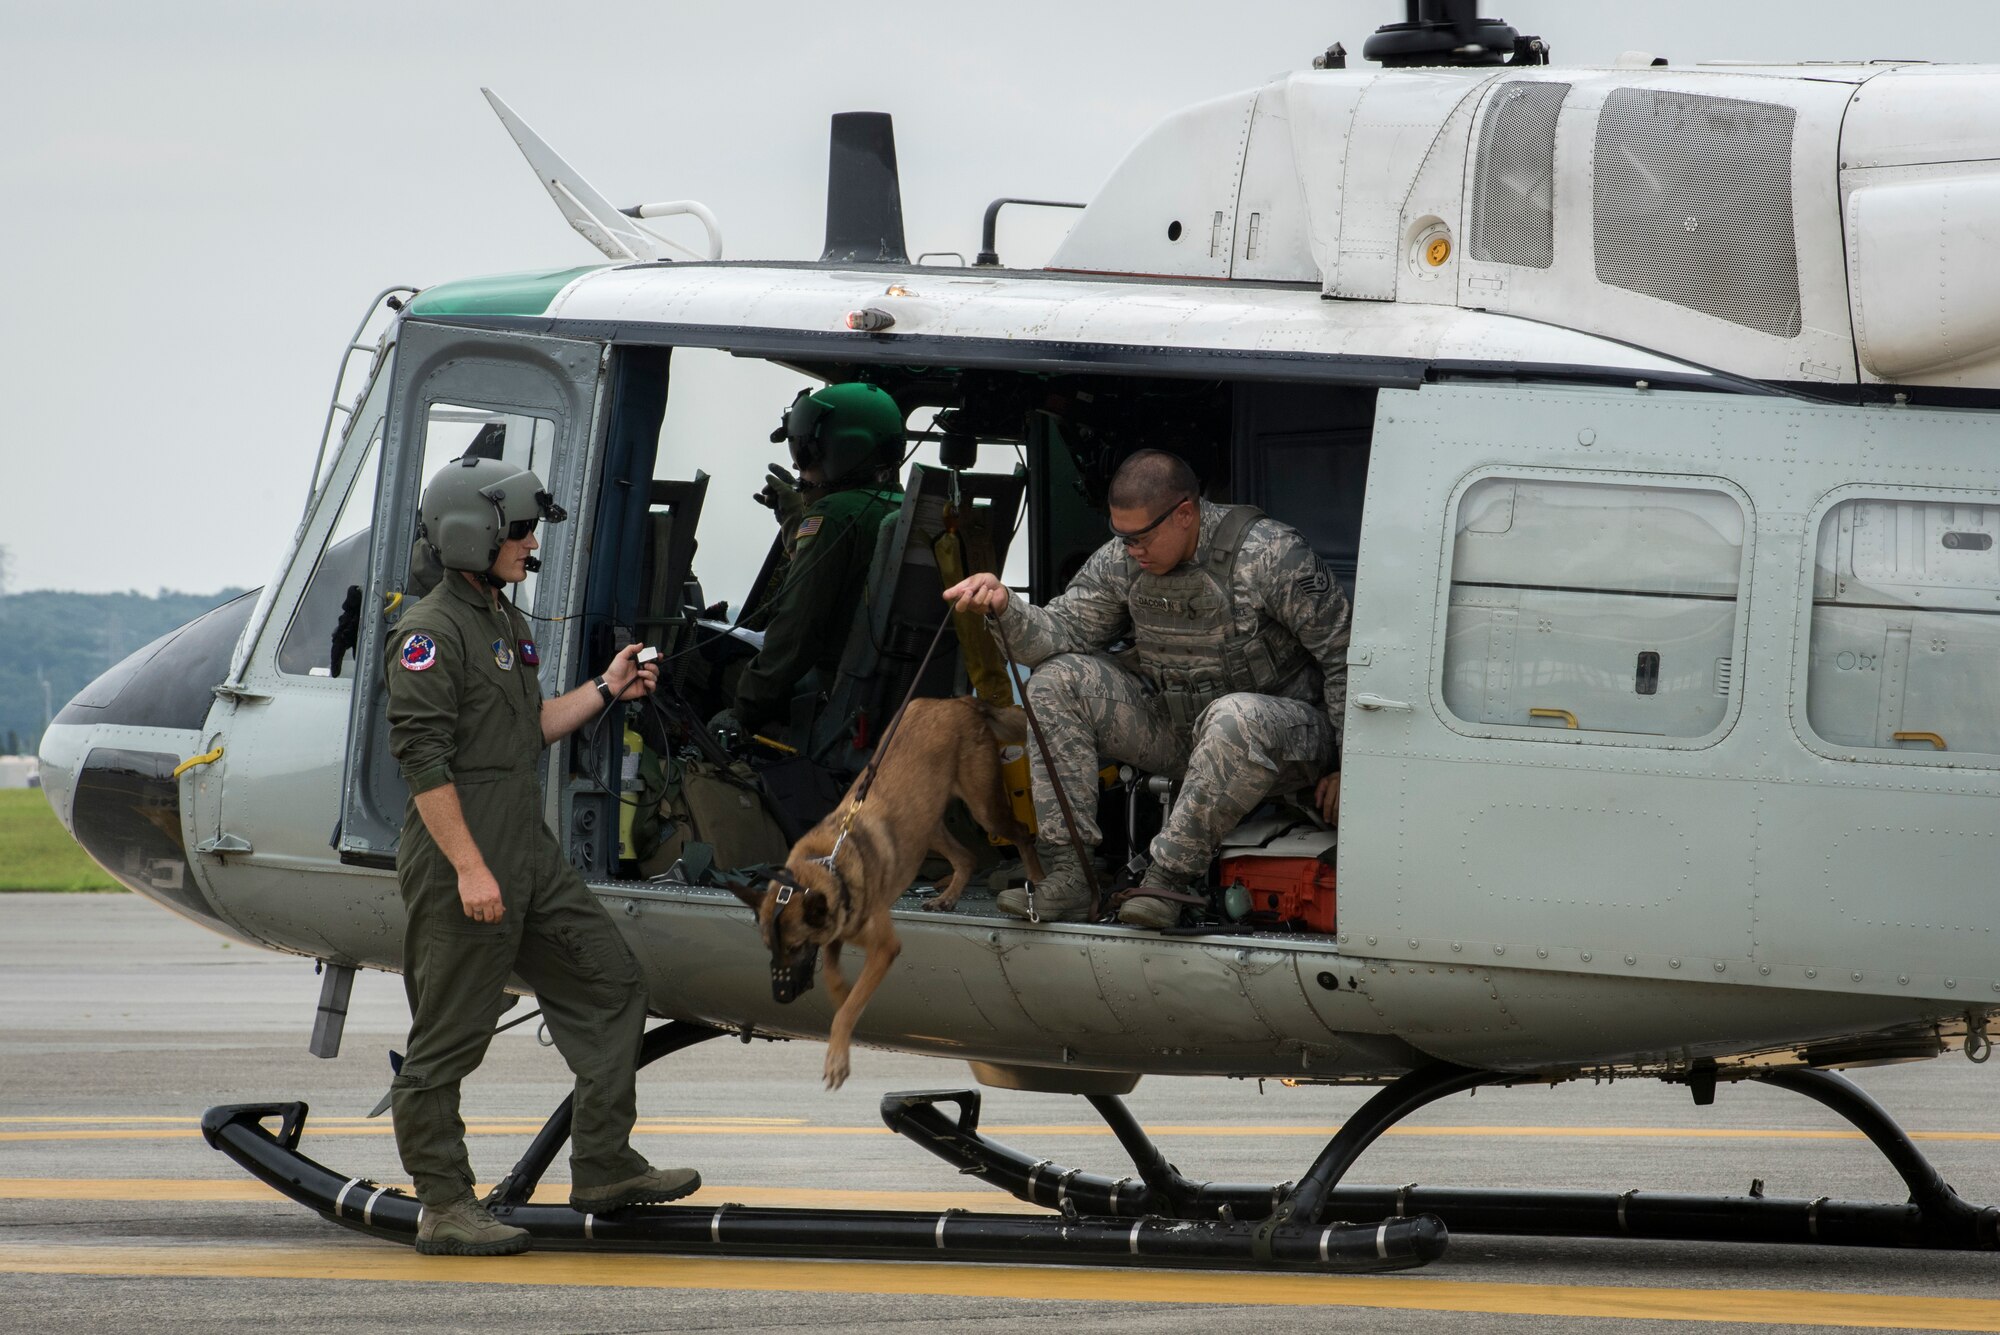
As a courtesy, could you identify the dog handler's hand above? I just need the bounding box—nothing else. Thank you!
[458,863,505,924]
[943,572,1009,616]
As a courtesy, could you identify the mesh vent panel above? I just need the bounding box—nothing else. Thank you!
[1593,89,1801,338]
[1470,81,1570,269]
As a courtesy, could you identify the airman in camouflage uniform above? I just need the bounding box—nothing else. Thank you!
[944,450,1349,927]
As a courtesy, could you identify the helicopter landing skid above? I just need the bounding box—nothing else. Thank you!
[198,1020,1444,1272]
[883,1062,2000,1252]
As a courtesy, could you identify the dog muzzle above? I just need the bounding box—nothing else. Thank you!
[772,946,818,1004]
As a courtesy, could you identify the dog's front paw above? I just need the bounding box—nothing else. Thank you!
[823,1049,851,1090]
[921,893,962,913]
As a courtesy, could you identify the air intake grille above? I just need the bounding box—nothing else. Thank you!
[1470,81,1570,269]
[1593,89,1801,338]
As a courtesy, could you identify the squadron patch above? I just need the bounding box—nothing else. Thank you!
[1294,569,1331,596]
[400,633,438,672]
[796,515,824,540]
[518,639,539,666]
[491,638,515,671]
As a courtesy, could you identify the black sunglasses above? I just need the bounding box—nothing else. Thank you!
[505,518,538,542]
[1110,496,1192,549]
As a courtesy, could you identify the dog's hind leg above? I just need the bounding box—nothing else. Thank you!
[823,922,901,1091]
[958,747,1045,883]
[923,827,976,912]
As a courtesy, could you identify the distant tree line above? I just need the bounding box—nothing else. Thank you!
[0,585,249,754]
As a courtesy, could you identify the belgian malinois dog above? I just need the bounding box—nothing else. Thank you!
[732,695,1045,1089]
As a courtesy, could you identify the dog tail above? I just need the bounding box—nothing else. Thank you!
[967,696,1027,745]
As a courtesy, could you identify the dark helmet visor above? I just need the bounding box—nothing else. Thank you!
[778,391,831,468]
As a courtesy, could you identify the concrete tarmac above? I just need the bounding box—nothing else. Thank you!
[2,892,1997,1333]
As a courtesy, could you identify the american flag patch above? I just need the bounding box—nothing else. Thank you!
[797,515,824,539]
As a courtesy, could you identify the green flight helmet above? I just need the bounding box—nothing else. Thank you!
[772,382,905,487]
[418,455,569,575]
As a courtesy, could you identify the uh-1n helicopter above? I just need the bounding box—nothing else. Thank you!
[33,0,2000,1271]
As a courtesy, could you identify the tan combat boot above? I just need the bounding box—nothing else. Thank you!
[1116,865,1206,930]
[570,1163,702,1212]
[415,1195,531,1256]
[996,841,1096,922]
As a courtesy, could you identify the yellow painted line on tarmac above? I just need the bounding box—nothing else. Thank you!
[1,1243,1996,1329]
[0,1178,1047,1212]
[6,1119,1997,1144]
[0,1117,201,1124]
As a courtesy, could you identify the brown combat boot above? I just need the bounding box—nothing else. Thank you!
[415,1195,531,1256]
[570,1163,702,1212]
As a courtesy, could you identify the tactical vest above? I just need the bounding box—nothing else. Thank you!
[1126,505,1313,730]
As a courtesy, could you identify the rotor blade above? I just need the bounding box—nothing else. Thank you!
[481,87,664,263]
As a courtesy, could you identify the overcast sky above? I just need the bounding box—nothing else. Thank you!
[10,1,2000,599]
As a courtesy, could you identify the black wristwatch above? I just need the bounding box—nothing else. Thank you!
[593,675,616,707]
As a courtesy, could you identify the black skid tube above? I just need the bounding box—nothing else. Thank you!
[881,1069,2000,1252]
[198,1102,1442,1270]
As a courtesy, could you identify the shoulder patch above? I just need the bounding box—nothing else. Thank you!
[796,515,824,539]
[1294,569,1331,597]
[401,633,438,672]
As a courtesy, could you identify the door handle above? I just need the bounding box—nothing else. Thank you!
[1354,692,1412,713]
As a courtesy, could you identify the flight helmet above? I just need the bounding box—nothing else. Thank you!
[418,456,568,574]
[771,382,905,488]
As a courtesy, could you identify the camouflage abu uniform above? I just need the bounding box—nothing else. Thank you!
[386,572,651,1208]
[996,501,1350,881]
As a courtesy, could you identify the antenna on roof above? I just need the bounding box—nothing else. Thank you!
[822,113,909,265]
[483,88,720,263]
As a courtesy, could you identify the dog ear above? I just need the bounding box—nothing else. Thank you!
[803,895,830,928]
[728,883,767,914]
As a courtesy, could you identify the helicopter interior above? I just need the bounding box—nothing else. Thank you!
[583,352,1375,930]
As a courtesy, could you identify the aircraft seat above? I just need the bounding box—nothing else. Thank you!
[808,462,1025,771]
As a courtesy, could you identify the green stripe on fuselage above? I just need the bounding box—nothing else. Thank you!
[407,266,606,317]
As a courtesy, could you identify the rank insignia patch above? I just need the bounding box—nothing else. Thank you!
[492,638,515,671]
[401,633,437,672]
[518,639,539,666]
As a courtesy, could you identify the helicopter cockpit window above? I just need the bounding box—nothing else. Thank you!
[1804,494,2000,764]
[1440,475,1746,743]
[277,429,382,677]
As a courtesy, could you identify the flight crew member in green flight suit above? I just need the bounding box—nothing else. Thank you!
[711,382,907,746]
[386,456,699,1257]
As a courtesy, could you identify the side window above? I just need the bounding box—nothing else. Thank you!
[1440,475,1746,743]
[1805,494,2000,763]
[278,430,382,676]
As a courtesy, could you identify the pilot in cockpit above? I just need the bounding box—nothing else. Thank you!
[943,449,1349,929]
[708,382,906,748]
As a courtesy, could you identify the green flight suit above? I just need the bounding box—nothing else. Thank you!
[732,485,901,734]
[385,572,649,1208]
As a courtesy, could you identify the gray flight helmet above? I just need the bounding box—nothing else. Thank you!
[418,456,569,574]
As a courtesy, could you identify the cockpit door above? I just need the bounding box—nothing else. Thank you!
[336,320,607,867]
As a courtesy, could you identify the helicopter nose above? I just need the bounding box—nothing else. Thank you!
[38,593,258,938]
